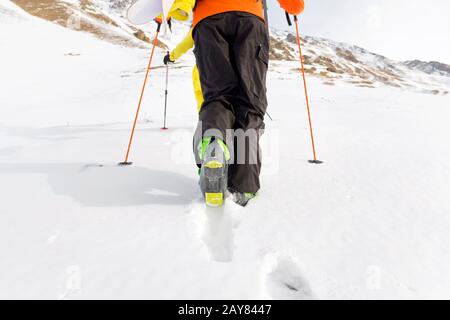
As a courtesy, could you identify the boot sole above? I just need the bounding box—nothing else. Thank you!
[202,160,227,207]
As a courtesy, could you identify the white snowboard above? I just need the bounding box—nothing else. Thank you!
[126,0,175,25]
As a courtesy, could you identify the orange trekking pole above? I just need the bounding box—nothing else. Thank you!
[292,14,322,164]
[119,22,162,166]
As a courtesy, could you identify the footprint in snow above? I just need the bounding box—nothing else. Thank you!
[203,206,234,262]
[190,198,244,263]
[265,255,315,300]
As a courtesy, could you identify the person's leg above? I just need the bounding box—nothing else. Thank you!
[228,111,265,194]
[233,13,269,117]
[192,14,243,206]
[228,13,269,194]
[192,14,238,166]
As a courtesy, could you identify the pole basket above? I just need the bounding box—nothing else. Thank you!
[118,161,133,166]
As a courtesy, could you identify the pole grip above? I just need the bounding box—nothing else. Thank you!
[285,11,292,26]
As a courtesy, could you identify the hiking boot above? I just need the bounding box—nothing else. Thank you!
[198,138,230,207]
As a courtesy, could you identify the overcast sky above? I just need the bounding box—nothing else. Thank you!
[266,0,450,63]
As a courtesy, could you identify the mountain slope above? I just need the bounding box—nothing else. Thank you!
[269,30,450,94]
[404,60,450,77]
[11,0,450,95]
[11,0,167,48]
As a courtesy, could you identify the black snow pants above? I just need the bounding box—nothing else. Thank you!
[193,12,269,193]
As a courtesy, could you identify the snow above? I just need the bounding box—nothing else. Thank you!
[1,1,450,300]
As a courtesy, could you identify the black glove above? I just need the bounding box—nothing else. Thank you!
[163,52,174,65]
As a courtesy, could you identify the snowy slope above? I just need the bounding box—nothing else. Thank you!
[1,1,450,300]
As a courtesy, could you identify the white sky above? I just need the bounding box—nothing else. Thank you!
[266,0,450,63]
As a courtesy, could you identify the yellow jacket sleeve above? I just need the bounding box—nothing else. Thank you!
[154,0,197,23]
[170,29,194,61]
[169,0,196,21]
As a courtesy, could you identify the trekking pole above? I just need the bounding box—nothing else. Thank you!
[161,51,169,130]
[293,15,322,164]
[119,22,162,166]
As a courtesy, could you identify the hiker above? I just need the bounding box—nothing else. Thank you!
[164,0,306,207]
[126,0,307,205]
[191,0,270,207]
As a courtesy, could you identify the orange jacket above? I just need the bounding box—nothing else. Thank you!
[192,0,265,29]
